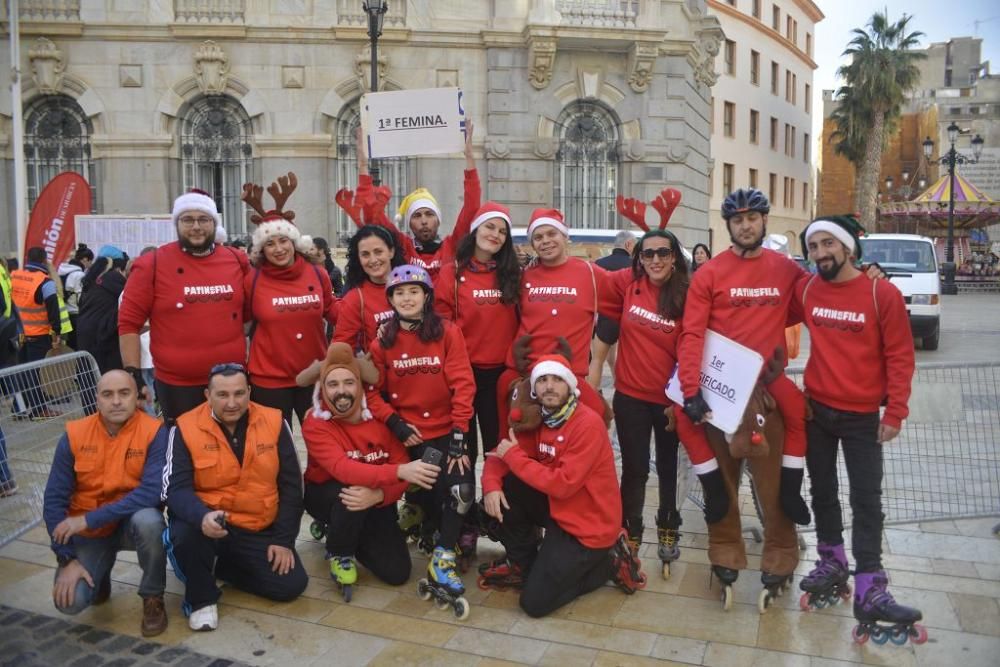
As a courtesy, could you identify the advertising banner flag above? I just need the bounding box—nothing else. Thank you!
[361,87,465,158]
[23,172,91,267]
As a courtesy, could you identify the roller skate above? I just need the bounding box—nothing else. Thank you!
[417,546,470,620]
[457,523,479,573]
[656,510,682,580]
[329,556,357,603]
[477,557,524,591]
[309,520,327,541]
[799,543,851,612]
[476,499,503,543]
[711,565,739,611]
[610,530,647,594]
[623,518,643,559]
[758,571,794,613]
[398,502,425,542]
[851,571,927,646]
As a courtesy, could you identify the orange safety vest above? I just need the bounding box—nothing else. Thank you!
[175,402,283,532]
[10,269,51,336]
[67,411,164,538]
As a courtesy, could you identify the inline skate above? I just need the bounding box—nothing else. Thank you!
[329,556,357,603]
[712,565,739,611]
[397,501,425,542]
[417,546,470,620]
[456,523,479,573]
[799,543,851,611]
[758,571,794,613]
[477,557,524,591]
[851,571,927,645]
[610,531,647,594]
[656,510,682,580]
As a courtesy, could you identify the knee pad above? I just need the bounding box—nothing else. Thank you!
[450,483,475,515]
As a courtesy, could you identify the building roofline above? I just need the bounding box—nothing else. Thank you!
[708,0,819,70]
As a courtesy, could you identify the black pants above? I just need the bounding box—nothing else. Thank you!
[467,365,504,466]
[499,474,611,618]
[155,380,207,424]
[165,517,308,611]
[806,399,884,573]
[17,335,53,414]
[613,391,679,534]
[304,480,410,585]
[251,384,312,432]
[409,434,474,548]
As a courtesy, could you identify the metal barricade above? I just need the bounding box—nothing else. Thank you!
[0,352,101,548]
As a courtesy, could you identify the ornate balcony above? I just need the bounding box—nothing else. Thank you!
[174,0,245,25]
[556,0,638,28]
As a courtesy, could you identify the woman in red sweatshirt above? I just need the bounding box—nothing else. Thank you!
[244,188,339,430]
[333,225,403,353]
[434,201,521,562]
[366,264,476,606]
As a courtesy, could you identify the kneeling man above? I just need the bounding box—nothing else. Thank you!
[481,354,644,617]
[43,370,168,636]
[164,363,306,631]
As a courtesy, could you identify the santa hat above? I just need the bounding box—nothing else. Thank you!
[470,201,511,233]
[527,208,568,238]
[312,342,372,421]
[803,216,864,260]
[172,188,221,227]
[530,354,579,397]
[241,173,313,264]
[396,188,442,228]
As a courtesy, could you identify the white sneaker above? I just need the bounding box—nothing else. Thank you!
[188,604,218,631]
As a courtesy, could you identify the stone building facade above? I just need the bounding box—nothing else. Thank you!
[0,1,723,253]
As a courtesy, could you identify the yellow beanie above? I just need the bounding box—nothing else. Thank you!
[396,188,442,226]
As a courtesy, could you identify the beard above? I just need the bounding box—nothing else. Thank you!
[816,256,846,281]
[179,230,216,253]
[331,393,356,415]
[730,229,764,254]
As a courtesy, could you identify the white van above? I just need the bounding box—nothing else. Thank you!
[511,228,693,264]
[858,233,942,350]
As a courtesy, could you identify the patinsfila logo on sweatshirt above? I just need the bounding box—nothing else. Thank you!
[728,286,781,307]
[373,309,395,324]
[625,304,676,333]
[526,284,578,303]
[810,306,866,333]
[411,256,441,272]
[347,445,390,463]
[183,284,235,303]
[392,354,443,376]
[537,440,557,463]
[272,294,321,312]
[472,288,503,306]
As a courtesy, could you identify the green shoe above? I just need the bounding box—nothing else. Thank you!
[330,556,358,586]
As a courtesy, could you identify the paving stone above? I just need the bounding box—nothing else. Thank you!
[21,613,55,629]
[0,610,27,626]
[69,655,106,667]
[103,660,137,667]
[80,629,115,644]
[131,642,161,656]
[100,636,139,653]
[154,647,191,663]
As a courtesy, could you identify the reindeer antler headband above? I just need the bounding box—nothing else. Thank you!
[615,188,682,231]
[241,172,298,224]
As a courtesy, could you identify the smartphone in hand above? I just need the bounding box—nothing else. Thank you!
[421,447,443,467]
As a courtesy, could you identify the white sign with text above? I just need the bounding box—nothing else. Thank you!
[665,330,765,434]
[75,215,175,260]
[361,87,465,159]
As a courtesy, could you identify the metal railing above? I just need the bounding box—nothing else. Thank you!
[0,352,100,549]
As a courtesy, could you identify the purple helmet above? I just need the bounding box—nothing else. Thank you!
[385,264,433,297]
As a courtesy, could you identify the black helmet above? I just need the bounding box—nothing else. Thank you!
[722,188,770,220]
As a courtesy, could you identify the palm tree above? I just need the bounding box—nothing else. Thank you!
[836,11,924,226]
[828,86,869,212]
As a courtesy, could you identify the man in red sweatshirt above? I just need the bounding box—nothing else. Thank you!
[301,342,441,595]
[796,218,922,634]
[481,354,642,617]
[119,190,249,422]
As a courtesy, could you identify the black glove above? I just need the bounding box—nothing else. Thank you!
[124,366,146,392]
[386,413,416,443]
[449,428,467,459]
[779,466,811,526]
[682,391,712,423]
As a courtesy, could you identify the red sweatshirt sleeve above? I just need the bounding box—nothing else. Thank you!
[444,325,476,430]
[434,263,458,320]
[380,437,410,505]
[481,431,535,494]
[678,268,713,398]
[876,281,915,429]
[118,252,154,335]
[449,169,481,243]
[365,344,396,424]
[503,420,603,499]
[333,289,361,345]
[597,268,631,322]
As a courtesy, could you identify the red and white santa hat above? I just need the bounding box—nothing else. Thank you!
[526,208,568,238]
[250,212,313,263]
[470,201,512,233]
[172,189,221,227]
[530,354,579,397]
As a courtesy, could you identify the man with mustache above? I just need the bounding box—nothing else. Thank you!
[301,342,440,597]
[119,190,250,422]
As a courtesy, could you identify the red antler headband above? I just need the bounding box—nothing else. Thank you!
[615,187,682,231]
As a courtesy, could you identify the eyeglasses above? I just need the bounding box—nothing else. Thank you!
[208,362,248,379]
[178,216,215,227]
[640,248,673,260]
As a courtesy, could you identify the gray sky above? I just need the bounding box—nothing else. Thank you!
[811,0,999,137]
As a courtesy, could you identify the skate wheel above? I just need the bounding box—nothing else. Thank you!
[342,584,353,603]
[910,624,928,645]
[477,576,491,591]
[309,521,326,541]
[852,625,869,645]
[417,578,432,601]
[799,592,812,612]
[889,626,909,645]
[661,562,671,580]
[453,597,470,621]
[871,627,890,645]
[758,589,773,614]
[721,585,734,611]
[840,585,853,602]
[434,596,450,610]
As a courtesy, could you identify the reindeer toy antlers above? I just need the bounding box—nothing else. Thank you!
[615,187,682,231]
[241,172,298,224]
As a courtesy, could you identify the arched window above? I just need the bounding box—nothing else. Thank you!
[335,102,411,245]
[554,100,621,229]
[179,95,256,236]
[24,95,97,211]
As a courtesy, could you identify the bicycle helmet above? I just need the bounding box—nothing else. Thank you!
[721,188,770,220]
[385,264,433,298]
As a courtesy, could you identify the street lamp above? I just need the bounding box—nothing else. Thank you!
[363,0,388,186]
[922,122,985,295]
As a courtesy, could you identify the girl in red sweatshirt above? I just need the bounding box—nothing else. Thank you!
[366,265,476,603]
[333,225,403,353]
[434,201,521,563]
[245,200,339,429]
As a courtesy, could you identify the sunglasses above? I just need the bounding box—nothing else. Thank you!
[209,362,248,379]
[640,247,673,260]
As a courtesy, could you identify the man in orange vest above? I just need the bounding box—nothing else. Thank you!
[10,246,63,419]
[163,363,306,632]
[42,370,168,636]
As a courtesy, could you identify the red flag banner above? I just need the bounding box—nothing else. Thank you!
[23,172,92,267]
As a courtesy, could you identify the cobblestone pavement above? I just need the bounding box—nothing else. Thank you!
[0,604,251,667]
